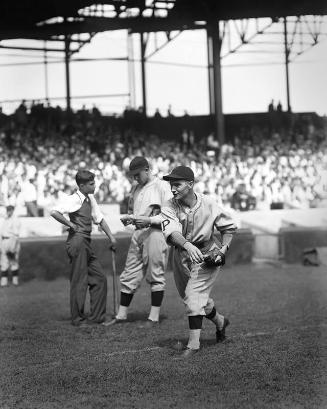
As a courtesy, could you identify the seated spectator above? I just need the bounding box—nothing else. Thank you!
[231,183,256,212]
[0,101,326,216]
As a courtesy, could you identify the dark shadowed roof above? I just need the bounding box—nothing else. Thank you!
[0,0,326,40]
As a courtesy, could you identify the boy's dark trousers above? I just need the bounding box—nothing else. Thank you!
[66,233,107,326]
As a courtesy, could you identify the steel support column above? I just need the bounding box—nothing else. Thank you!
[283,17,291,112]
[140,32,147,116]
[127,30,136,108]
[64,33,71,112]
[207,20,225,144]
[43,43,49,101]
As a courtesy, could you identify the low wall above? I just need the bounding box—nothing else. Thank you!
[18,229,253,282]
[280,227,327,263]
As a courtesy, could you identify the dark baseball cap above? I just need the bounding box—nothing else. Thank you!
[128,156,149,176]
[163,166,194,181]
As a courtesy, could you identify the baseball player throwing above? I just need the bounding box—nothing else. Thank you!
[136,165,237,358]
[108,156,172,327]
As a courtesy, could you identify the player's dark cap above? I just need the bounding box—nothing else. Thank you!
[163,166,194,181]
[128,156,149,176]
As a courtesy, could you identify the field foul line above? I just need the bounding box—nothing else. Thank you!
[11,347,163,371]
[4,325,327,371]
[238,323,327,339]
[98,346,162,358]
[239,329,288,338]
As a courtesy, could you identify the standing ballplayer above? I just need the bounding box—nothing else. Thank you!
[138,166,237,358]
[0,205,21,287]
[109,156,172,327]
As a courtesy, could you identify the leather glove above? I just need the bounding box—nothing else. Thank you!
[7,251,16,260]
[203,248,225,267]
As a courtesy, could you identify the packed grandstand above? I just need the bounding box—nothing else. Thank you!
[0,100,326,216]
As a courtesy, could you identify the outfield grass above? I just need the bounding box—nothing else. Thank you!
[0,263,327,409]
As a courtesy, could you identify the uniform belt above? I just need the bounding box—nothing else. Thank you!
[150,225,162,230]
[193,239,215,253]
[136,225,161,231]
[2,236,10,239]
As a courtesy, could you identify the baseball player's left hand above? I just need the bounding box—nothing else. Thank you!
[7,251,16,260]
[203,248,226,266]
[134,216,151,229]
[120,215,135,226]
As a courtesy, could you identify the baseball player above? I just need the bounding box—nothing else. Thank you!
[108,156,172,327]
[51,169,117,327]
[136,165,237,358]
[0,205,21,287]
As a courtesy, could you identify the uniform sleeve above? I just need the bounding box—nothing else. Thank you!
[160,202,183,241]
[214,209,238,234]
[160,181,173,205]
[214,207,238,248]
[148,181,172,209]
[89,195,104,225]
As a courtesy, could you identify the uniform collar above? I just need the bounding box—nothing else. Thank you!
[136,176,157,190]
[174,192,202,212]
[144,176,157,188]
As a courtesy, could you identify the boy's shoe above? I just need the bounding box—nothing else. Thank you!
[12,276,19,286]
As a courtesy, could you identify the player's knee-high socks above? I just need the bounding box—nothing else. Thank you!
[205,307,224,330]
[148,290,164,322]
[0,270,9,287]
[116,292,134,319]
[187,315,203,350]
[12,269,19,286]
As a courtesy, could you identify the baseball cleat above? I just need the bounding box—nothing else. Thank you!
[101,318,127,326]
[175,348,199,359]
[216,317,230,342]
[143,319,159,329]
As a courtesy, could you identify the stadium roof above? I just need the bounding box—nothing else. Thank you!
[0,0,327,40]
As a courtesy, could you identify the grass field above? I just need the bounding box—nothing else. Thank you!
[1,262,327,409]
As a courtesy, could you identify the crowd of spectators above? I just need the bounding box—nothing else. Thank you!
[0,101,326,216]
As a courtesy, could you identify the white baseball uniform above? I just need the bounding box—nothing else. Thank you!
[0,215,21,272]
[160,193,237,316]
[120,177,172,294]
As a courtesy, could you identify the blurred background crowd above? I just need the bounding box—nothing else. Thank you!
[1,100,326,216]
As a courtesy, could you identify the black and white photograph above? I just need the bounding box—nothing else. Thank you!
[0,1,327,408]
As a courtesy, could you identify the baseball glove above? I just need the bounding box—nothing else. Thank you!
[203,248,225,267]
[7,251,16,260]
